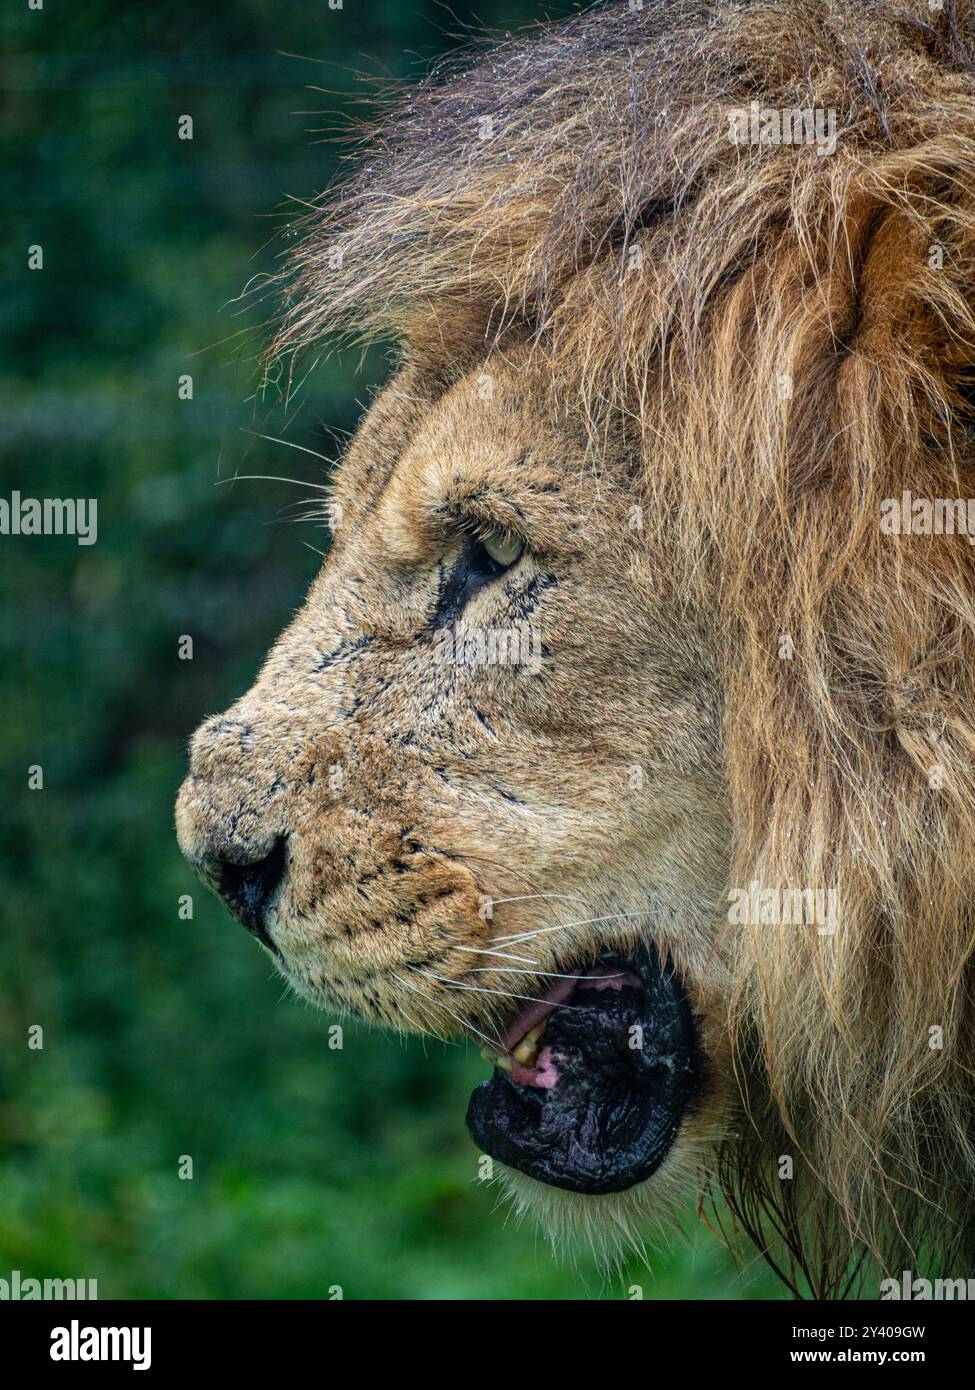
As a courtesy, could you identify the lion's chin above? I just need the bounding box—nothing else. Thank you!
[491,1139,705,1270]
[466,948,699,1195]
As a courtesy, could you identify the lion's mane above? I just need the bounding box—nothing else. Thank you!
[267,0,975,1295]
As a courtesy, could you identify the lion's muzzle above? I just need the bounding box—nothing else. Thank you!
[176,794,287,954]
[175,707,299,952]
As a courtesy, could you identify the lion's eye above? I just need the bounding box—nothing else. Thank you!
[479,530,524,568]
[431,525,527,625]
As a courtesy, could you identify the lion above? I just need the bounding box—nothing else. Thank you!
[176,0,975,1297]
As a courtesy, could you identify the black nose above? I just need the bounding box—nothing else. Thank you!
[215,836,287,948]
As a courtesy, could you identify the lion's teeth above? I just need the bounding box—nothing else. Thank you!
[480,1046,513,1074]
[512,1022,546,1066]
[482,1019,547,1072]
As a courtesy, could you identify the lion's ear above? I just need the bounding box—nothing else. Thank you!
[401,302,540,383]
[400,303,493,379]
[840,187,975,459]
[732,174,975,532]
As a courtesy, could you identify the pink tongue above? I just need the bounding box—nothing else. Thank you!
[500,962,639,1051]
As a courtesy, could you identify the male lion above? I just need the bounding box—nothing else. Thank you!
[177,0,975,1296]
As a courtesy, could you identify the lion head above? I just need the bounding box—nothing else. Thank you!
[177,0,975,1295]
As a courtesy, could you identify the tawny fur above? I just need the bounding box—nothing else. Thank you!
[181,0,975,1297]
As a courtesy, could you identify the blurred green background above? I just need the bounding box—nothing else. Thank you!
[0,0,785,1299]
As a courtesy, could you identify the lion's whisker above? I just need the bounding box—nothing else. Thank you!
[455,944,540,965]
[489,892,594,908]
[467,966,594,981]
[215,472,332,492]
[380,996,431,1041]
[493,909,654,947]
[409,966,589,1014]
[242,429,340,469]
[392,971,504,1051]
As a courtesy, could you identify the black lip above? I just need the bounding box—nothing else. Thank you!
[465,946,698,1195]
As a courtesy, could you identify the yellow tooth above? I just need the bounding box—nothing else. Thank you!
[480,1046,513,1074]
[512,1023,546,1067]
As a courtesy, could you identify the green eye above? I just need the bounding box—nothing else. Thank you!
[480,530,524,568]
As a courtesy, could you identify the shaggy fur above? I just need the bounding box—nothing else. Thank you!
[182,0,975,1297]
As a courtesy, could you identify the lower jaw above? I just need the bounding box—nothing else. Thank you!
[465,946,699,1195]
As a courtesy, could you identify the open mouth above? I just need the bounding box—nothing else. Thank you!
[465,947,698,1195]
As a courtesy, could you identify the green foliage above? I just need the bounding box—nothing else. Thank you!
[0,0,785,1299]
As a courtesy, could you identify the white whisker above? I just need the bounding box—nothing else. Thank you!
[468,966,610,982]
[215,472,331,492]
[410,967,589,1014]
[392,971,503,1050]
[489,891,593,907]
[243,429,338,468]
[455,944,540,965]
[493,909,654,947]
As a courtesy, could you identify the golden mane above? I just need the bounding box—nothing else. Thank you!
[267,0,975,1294]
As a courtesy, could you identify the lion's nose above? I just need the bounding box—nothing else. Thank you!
[210,837,287,948]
